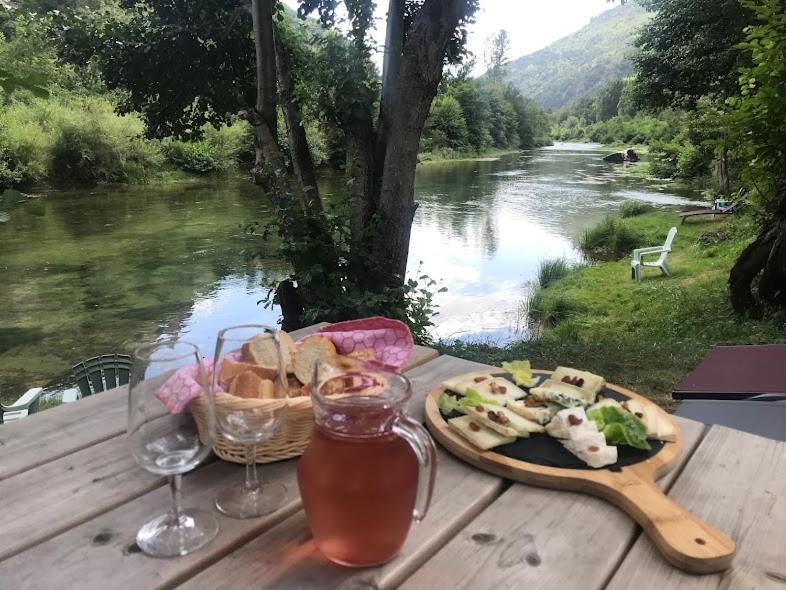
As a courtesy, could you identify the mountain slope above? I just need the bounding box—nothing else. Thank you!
[502,4,651,111]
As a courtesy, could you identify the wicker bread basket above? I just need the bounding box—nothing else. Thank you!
[190,392,315,464]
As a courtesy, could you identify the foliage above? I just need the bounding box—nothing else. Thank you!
[537,258,570,289]
[618,200,654,218]
[0,95,162,186]
[526,288,580,328]
[163,122,251,175]
[422,80,551,155]
[421,95,468,152]
[253,195,446,345]
[579,216,647,260]
[502,4,651,110]
[632,0,752,110]
[722,0,786,204]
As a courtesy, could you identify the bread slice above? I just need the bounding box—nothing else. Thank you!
[241,332,282,371]
[229,371,275,399]
[293,336,337,384]
[276,330,295,374]
[219,358,277,386]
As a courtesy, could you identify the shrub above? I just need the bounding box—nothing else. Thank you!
[537,258,570,289]
[526,288,580,328]
[619,200,654,218]
[163,122,249,174]
[51,109,162,183]
[579,216,647,260]
[0,95,163,186]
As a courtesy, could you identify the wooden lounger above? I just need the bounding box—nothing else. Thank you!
[679,201,739,224]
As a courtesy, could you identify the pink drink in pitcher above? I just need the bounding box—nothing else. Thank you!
[297,363,436,567]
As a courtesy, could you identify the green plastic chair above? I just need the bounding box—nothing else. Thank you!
[0,388,44,424]
[71,354,132,397]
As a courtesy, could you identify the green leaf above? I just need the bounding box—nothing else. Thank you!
[588,406,650,450]
[501,360,538,387]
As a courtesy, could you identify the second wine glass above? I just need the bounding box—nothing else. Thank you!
[213,324,288,519]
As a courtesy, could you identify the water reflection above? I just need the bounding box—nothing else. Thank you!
[409,143,702,341]
[0,143,702,400]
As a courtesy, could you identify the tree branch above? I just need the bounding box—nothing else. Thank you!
[273,24,322,214]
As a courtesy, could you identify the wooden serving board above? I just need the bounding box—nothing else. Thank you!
[424,369,735,574]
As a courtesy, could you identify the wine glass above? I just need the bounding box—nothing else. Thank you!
[128,339,218,557]
[213,324,288,519]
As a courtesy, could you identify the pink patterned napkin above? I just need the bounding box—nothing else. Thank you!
[155,353,240,414]
[315,317,414,369]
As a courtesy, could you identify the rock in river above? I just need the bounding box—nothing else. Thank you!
[603,148,639,164]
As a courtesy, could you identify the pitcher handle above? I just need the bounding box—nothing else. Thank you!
[392,416,437,522]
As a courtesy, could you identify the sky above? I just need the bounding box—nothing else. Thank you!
[283,0,616,76]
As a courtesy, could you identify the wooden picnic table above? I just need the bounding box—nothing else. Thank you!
[0,323,784,589]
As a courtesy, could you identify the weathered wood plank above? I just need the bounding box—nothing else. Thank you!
[178,356,505,590]
[0,386,128,480]
[405,344,439,370]
[606,425,786,590]
[398,417,706,590]
[0,323,330,481]
[0,434,164,562]
[0,459,302,590]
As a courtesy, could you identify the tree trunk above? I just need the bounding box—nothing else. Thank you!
[249,0,283,186]
[729,187,786,314]
[374,0,405,184]
[372,0,470,279]
[717,145,730,197]
[273,25,322,214]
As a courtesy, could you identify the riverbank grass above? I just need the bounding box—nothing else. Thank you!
[439,209,786,409]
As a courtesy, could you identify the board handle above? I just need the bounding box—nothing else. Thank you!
[608,471,735,574]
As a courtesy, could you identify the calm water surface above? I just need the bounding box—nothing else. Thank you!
[0,143,700,401]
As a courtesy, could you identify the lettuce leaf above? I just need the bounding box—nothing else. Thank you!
[587,406,651,451]
[438,388,501,415]
[501,360,538,387]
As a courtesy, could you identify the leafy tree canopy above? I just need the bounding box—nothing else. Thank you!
[632,0,753,110]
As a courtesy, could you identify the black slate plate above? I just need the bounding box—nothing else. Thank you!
[438,372,664,471]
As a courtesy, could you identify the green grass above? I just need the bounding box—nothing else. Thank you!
[537,258,571,288]
[439,210,786,410]
[579,216,648,260]
[618,200,655,218]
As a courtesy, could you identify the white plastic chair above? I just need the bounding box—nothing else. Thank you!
[0,387,44,424]
[631,226,677,282]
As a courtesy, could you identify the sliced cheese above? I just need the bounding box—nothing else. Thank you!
[532,379,591,408]
[448,415,515,450]
[468,376,527,403]
[464,404,545,438]
[441,375,475,395]
[442,375,527,404]
[553,366,606,398]
[507,399,561,425]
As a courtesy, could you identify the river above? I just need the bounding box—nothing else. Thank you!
[0,143,701,402]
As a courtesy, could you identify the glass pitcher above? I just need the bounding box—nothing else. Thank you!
[296,360,437,567]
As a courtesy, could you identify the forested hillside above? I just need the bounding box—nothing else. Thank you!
[503,3,651,110]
